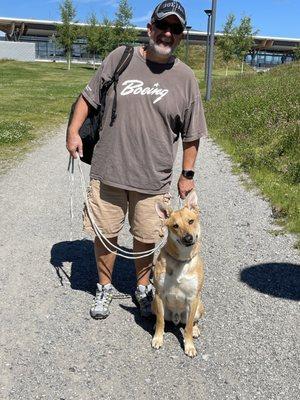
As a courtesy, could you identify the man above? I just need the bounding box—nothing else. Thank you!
[66,1,207,320]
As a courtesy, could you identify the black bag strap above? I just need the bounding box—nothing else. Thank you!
[113,45,134,79]
[98,45,134,130]
[110,45,134,126]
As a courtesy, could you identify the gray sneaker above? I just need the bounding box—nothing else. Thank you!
[134,284,154,318]
[90,283,114,319]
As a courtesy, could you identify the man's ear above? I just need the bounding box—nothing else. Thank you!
[185,190,198,210]
[155,202,172,220]
[147,23,152,37]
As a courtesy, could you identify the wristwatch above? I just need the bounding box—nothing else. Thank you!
[181,170,195,180]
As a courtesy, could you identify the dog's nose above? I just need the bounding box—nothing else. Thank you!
[182,234,193,245]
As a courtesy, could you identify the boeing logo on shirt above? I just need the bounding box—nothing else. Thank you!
[120,80,169,104]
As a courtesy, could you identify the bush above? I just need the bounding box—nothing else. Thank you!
[204,62,300,236]
[0,121,33,144]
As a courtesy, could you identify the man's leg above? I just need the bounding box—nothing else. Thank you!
[133,239,155,317]
[94,236,118,285]
[129,191,169,317]
[133,238,154,286]
[90,236,118,319]
[83,180,127,319]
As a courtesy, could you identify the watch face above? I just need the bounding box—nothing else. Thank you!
[183,170,194,179]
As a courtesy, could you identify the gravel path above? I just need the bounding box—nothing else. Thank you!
[0,125,299,400]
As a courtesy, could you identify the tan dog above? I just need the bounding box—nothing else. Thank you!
[151,190,204,358]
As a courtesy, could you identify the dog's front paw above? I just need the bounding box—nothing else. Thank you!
[192,324,200,338]
[184,342,197,358]
[151,335,164,349]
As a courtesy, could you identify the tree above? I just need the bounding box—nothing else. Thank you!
[98,17,116,59]
[218,14,257,74]
[217,14,236,76]
[85,13,101,69]
[233,16,257,73]
[56,0,78,70]
[113,0,137,47]
[293,45,300,61]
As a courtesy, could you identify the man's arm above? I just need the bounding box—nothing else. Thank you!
[66,95,91,159]
[177,139,199,199]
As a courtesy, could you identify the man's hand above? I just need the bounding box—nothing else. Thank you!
[66,95,90,159]
[177,175,195,199]
[66,130,83,159]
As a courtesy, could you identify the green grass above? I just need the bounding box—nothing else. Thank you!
[193,68,252,92]
[204,62,300,245]
[0,60,95,165]
[0,121,33,143]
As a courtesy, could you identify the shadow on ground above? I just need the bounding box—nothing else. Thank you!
[50,239,136,296]
[50,240,203,345]
[240,262,300,301]
[119,303,185,349]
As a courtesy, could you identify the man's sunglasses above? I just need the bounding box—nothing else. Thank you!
[154,20,184,35]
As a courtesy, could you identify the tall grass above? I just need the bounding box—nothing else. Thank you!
[204,62,300,241]
[176,44,251,72]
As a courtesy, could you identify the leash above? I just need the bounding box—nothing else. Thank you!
[68,156,75,241]
[68,154,167,260]
[178,196,184,210]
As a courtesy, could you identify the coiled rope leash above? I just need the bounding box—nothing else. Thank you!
[68,154,167,260]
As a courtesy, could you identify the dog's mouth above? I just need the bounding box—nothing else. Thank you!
[178,234,198,247]
[183,242,194,247]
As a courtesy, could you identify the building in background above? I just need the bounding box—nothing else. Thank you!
[0,17,298,67]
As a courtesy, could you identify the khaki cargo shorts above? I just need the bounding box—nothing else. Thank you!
[83,179,171,243]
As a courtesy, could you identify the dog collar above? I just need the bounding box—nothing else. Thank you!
[165,247,197,263]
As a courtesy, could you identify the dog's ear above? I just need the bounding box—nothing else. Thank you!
[185,190,198,210]
[155,202,172,220]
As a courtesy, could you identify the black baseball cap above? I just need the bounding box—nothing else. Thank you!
[151,1,187,30]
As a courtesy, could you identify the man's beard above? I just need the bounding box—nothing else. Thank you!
[148,38,177,57]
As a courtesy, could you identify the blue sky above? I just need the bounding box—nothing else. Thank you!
[1,0,300,39]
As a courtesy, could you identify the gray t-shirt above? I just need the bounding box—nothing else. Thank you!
[82,46,207,194]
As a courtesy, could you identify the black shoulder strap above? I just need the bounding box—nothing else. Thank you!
[110,45,134,126]
[99,45,134,130]
[113,45,134,80]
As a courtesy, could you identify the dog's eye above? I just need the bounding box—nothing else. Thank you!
[173,224,179,229]
[188,219,194,225]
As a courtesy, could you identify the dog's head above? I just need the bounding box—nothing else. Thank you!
[156,191,201,247]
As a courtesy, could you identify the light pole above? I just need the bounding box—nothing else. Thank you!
[185,25,192,65]
[205,0,217,101]
[204,9,212,81]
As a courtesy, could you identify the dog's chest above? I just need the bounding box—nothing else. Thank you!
[157,260,198,309]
